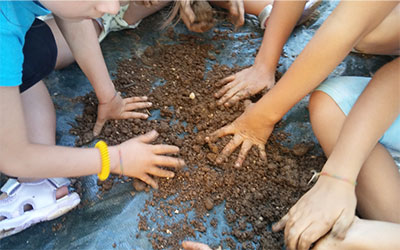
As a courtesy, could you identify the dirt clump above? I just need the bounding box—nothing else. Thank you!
[71,31,325,249]
[192,0,215,32]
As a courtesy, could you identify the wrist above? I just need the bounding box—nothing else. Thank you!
[253,58,276,76]
[109,146,120,175]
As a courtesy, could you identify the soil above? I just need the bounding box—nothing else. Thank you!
[70,28,325,249]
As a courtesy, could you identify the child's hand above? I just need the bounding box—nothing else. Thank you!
[226,0,245,29]
[118,130,185,189]
[179,0,210,33]
[272,178,357,250]
[206,100,273,167]
[182,241,212,250]
[93,92,152,136]
[215,66,275,107]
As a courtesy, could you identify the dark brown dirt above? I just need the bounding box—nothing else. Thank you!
[70,31,325,249]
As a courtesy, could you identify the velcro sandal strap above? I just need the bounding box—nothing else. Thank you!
[0,179,20,196]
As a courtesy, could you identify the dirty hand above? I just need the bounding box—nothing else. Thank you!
[272,178,357,250]
[179,0,212,33]
[215,66,275,107]
[93,92,152,136]
[182,241,212,250]
[119,130,185,189]
[206,100,273,167]
[226,0,245,28]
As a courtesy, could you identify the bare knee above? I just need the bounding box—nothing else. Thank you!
[309,91,345,156]
[309,91,335,135]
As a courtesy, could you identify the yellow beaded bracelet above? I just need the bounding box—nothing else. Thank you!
[95,140,110,181]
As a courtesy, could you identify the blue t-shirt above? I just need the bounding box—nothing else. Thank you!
[0,1,50,87]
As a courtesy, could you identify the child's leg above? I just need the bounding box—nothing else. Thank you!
[18,82,68,199]
[353,4,399,55]
[313,217,400,250]
[210,0,273,16]
[309,90,400,222]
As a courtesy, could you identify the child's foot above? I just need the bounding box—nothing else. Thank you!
[0,178,80,239]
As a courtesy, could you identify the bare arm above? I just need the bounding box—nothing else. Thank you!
[54,17,115,103]
[255,1,306,74]
[0,87,184,188]
[253,1,398,125]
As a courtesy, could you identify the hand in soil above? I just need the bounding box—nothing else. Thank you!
[118,130,185,189]
[215,66,275,107]
[206,100,271,167]
[179,0,215,33]
[226,0,245,29]
[182,241,212,250]
[272,178,357,250]
[93,92,152,136]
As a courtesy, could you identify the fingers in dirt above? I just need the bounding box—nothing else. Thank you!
[258,144,267,161]
[152,144,180,155]
[217,85,240,106]
[154,155,185,168]
[216,135,243,164]
[121,112,148,120]
[138,130,159,143]
[216,74,235,89]
[234,140,253,167]
[140,174,158,189]
[225,90,251,107]
[93,118,106,136]
[205,125,233,143]
[124,102,152,111]
[272,214,289,232]
[147,166,175,178]
[124,96,148,103]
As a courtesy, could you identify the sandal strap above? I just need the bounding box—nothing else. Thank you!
[0,178,20,196]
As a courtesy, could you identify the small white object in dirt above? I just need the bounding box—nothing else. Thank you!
[189,92,196,99]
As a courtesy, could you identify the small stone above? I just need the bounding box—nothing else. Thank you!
[204,197,214,210]
[189,92,196,99]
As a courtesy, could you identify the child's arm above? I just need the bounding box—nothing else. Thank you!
[0,87,184,188]
[54,17,151,136]
[215,1,306,107]
[273,57,400,250]
[207,1,398,167]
